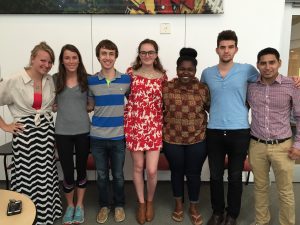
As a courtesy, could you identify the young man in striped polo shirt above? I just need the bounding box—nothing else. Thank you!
[88,39,130,224]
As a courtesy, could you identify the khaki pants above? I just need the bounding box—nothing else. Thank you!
[249,139,295,225]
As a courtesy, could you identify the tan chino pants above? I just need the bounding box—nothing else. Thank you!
[249,139,295,225]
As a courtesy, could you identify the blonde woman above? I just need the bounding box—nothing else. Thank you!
[0,42,62,225]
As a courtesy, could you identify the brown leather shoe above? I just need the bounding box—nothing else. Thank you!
[136,202,146,224]
[224,215,236,225]
[145,201,154,222]
[207,214,224,225]
[96,207,110,224]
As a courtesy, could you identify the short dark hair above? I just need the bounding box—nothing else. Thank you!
[95,39,119,58]
[217,30,238,47]
[176,47,198,68]
[257,47,280,63]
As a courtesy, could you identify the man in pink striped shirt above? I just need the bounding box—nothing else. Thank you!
[247,47,300,225]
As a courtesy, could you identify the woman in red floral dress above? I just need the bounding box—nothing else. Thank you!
[124,39,167,224]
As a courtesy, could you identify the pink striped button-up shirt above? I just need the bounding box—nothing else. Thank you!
[247,74,300,149]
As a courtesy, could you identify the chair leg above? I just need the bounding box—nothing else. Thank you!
[4,155,9,190]
[245,171,251,185]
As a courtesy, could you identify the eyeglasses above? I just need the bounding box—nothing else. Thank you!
[139,51,157,57]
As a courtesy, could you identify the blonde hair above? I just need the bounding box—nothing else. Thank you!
[26,41,55,68]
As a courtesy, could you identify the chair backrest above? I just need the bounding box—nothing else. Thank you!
[157,153,169,170]
[224,155,251,171]
[86,154,96,170]
[86,152,170,171]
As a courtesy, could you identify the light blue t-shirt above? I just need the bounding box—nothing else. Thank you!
[200,63,258,129]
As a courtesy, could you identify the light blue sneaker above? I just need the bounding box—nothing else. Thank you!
[73,206,84,224]
[62,206,74,225]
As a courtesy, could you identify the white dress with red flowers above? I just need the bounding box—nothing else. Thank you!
[124,68,167,151]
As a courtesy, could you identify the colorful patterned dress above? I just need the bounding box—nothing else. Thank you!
[124,67,167,151]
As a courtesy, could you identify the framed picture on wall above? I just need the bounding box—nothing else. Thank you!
[0,0,223,14]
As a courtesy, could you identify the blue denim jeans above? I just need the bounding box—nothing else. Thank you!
[91,138,125,207]
[163,141,207,202]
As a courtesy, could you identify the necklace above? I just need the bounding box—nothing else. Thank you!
[35,84,40,91]
[138,69,162,79]
[34,81,42,92]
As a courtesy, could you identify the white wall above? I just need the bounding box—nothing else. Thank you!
[0,0,287,79]
[1,0,298,181]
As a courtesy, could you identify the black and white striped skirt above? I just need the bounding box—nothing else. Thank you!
[10,114,62,225]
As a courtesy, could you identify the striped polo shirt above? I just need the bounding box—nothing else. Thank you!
[88,70,130,140]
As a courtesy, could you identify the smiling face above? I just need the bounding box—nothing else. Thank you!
[62,49,79,73]
[98,47,116,70]
[139,43,157,67]
[177,60,196,83]
[257,54,281,84]
[30,50,53,76]
[216,40,238,63]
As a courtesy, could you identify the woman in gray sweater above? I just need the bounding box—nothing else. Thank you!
[53,44,90,225]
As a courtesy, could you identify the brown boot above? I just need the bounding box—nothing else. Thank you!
[146,200,154,222]
[136,202,146,224]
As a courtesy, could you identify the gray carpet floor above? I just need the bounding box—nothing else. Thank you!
[49,181,299,225]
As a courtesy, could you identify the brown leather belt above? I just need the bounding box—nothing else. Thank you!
[251,136,291,145]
